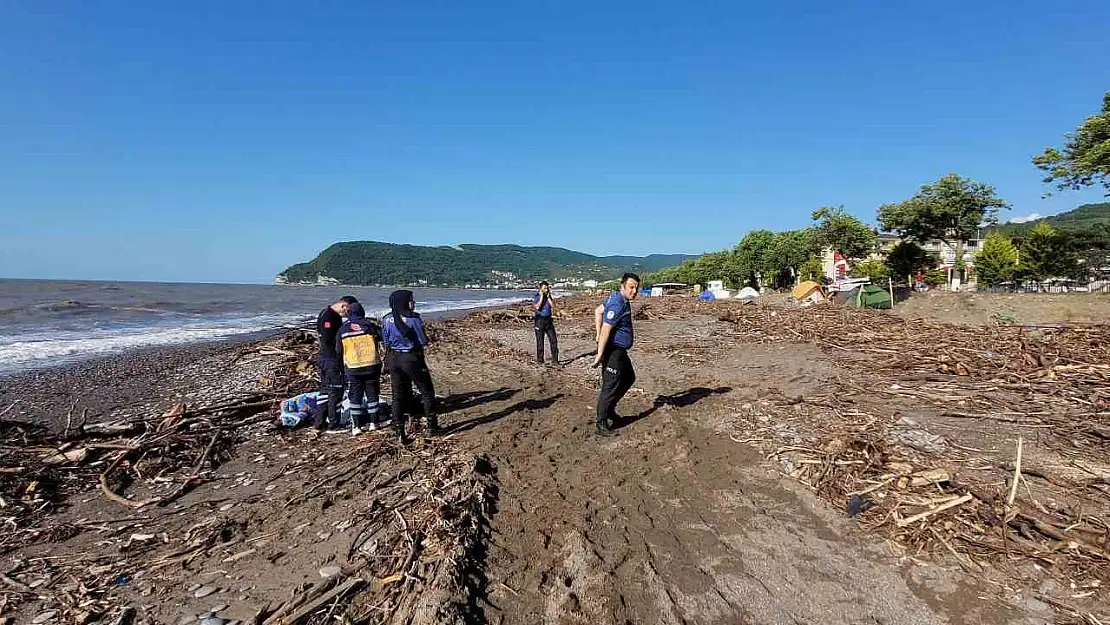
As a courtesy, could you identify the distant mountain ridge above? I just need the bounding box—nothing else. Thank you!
[277,242,696,287]
[994,202,1110,234]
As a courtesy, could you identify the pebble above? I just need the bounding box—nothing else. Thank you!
[317,531,331,541]
[210,604,229,613]
[319,566,342,578]
[201,618,230,625]
[219,503,234,512]
[32,611,58,624]
[194,585,218,598]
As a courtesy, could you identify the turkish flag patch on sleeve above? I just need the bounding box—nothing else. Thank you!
[324,321,332,328]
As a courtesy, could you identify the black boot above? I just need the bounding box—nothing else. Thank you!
[395,418,412,445]
[425,414,443,437]
[595,418,617,437]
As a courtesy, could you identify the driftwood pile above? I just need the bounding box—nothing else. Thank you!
[263,442,496,625]
[720,305,1110,622]
[0,329,497,624]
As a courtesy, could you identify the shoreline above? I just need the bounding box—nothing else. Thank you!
[0,293,1108,622]
[0,299,528,428]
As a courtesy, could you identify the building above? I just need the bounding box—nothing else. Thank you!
[823,232,986,287]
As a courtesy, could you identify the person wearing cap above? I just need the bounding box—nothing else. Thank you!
[315,295,358,431]
[335,303,388,435]
[591,273,640,437]
[532,281,560,366]
[380,290,440,444]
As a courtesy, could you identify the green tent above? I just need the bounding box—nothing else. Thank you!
[847,284,892,309]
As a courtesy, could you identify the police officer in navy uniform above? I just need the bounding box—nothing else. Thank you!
[592,273,640,437]
[315,295,358,432]
[533,281,559,366]
[380,290,441,444]
[335,303,384,435]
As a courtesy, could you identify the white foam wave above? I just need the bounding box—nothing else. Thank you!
[0,313,308,375]
[369,295,527,318]
[0,295,525,375]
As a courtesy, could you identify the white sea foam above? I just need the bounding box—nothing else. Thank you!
[0,295,526,375]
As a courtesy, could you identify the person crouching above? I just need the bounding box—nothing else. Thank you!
[381,290,441,444]
[336,303,387,436]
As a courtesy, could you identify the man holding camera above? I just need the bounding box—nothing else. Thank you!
[533,281,559,366]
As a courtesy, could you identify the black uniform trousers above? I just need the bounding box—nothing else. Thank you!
[390,351,436,429]
[315,356,345,430]
[346,364,382,428]
[596,346,635,429]
[534,315,559,364]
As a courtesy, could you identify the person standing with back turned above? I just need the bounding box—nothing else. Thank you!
[592,273,640,437]
[335,302,384,436]
[380,290,441,444]
[315,295,358,432]
[533,281,559,366]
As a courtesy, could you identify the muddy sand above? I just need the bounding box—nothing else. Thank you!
[2,292,1109,625]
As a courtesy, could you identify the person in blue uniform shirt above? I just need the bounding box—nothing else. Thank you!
[532,281,559,366]
[315,295,358,432]
[335,303,386,435]
[591,273,640,437]
[380,290,441,444]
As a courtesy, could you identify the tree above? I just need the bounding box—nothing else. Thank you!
[734,230,775,286]
[849,258,889,281]
[811,206,877,261]
[1020,223,1078,281]
[763,229,820,288]
[798,257,825,283]
[1033,91,1110,196]
[1066,223,1110,281]
[884,241,933,284]
[878,173,1009,285]
[974,233,1019,287]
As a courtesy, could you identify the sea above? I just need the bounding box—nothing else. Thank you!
[0,279,531,376]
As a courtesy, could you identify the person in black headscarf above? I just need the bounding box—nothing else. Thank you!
[380,290,440,443]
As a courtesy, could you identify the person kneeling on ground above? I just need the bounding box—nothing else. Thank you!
[533,281,560,366]
[381,290,441,444]
[592,273,640,437]
[336,303,389,436]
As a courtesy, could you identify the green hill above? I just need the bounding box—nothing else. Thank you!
[277,242,695,287]
[994,202,1110,235]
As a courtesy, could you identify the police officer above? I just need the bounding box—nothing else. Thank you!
[315,295,358,432]
[335,303,385,435]
[591,273,640,437]
[381,290,440,444]
[533,281,559,366]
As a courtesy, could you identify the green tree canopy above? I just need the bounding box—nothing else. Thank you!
[1065,223,1110,280]
[1020,223,1079,281]
[877,174,1008,245]
[811,206,877,260]
[849,258,889,281]
[1033,91,1110,196]
[885,241,933,284]
[974,233,1019,287]
[734,230,775,282]
[763,229,821,288]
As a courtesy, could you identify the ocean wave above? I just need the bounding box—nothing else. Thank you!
[0,295,524,375]
[368,295,527,319]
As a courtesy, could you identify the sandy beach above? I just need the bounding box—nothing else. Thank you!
[2,291,1109,624]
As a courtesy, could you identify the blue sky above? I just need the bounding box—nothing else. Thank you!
[1,0,1107,283]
